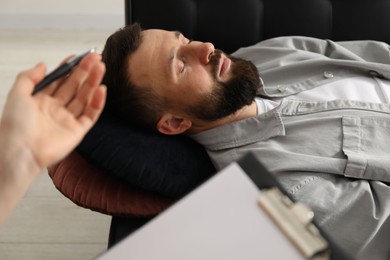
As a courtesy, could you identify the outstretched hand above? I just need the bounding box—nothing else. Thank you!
[0,52,106,224]
[0,52,106,169]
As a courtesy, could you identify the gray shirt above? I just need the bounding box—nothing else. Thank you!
[192,36,390,260]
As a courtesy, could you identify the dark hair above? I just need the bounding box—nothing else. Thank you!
[102,23,164,131]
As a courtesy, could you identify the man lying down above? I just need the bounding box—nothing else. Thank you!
[101,23,390,260]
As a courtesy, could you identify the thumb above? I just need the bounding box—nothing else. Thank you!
[11,63,47,95]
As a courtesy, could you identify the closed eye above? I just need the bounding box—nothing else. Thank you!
[180,58,186,73]
[177,38,192,74]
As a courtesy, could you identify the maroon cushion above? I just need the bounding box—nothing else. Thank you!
[48,151,174,217]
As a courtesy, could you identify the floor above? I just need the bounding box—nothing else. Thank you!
[0,29,114,260]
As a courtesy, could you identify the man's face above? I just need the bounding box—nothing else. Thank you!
[128,29,260,123]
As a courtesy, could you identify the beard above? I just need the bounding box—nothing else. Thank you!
[185,50,261,122]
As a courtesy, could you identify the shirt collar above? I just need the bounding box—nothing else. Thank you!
[191,109,285,151]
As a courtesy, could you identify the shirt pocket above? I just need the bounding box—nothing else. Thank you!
[342,116,390,182]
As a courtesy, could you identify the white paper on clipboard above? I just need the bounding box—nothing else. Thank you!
[97,162,304,260]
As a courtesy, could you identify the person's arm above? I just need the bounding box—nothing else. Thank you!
[0,53,106,225]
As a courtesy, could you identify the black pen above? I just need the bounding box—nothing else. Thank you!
[32,48,96,95]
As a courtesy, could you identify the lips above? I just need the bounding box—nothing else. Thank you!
[219,56,231,78]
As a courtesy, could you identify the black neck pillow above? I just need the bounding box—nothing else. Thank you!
[76,112,216,198]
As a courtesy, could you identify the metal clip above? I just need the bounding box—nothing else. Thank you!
[258,188,330,260]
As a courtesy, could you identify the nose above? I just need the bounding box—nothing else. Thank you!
[184,41,215,65]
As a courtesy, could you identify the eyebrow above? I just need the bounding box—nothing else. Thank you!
[169,31,182,61]
[174,30,181,39]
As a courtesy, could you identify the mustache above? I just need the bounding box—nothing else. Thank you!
[210,49,223,78]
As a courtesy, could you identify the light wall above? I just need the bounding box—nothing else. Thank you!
[0,0,124,30]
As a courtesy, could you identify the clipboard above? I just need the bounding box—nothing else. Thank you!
[97,152,347,260]
[238,153,334,260]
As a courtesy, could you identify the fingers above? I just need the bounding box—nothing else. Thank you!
[77,85,107,130]
[38,55,75,96]
[52,52,103,105]
[23,55,75,96]
[66,61,106,117]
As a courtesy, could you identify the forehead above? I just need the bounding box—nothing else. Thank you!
[128,29,174,91]
[141,28,178,44]
[142,28,181,40]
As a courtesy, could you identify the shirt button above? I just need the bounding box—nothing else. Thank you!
[323,71,334,79]
[277,85,288,92]
[368,70,381,77]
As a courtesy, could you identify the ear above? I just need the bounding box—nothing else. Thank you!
[157,113,192,135]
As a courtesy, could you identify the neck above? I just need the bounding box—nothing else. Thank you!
[187,101,258,134]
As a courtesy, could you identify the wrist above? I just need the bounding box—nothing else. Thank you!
[0,136,42,224]
[0,136,42,184]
